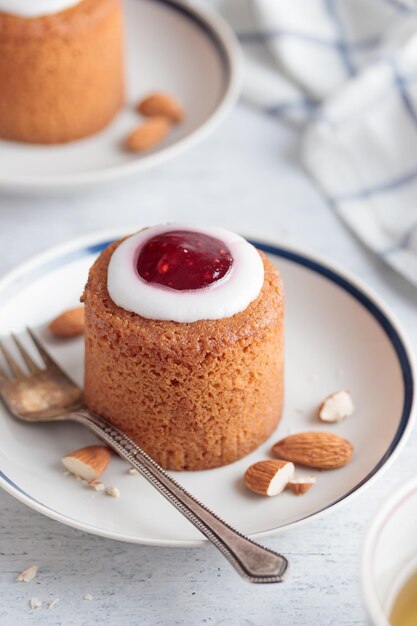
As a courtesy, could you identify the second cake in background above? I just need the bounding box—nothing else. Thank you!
[0,0,124,144]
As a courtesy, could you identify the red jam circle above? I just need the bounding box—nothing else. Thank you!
[136,230,233,291]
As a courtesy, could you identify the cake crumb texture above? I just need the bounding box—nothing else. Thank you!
[83,239,285,471]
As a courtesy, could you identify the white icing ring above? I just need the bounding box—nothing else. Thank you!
[0,0,81,18]
[107,224,265,323]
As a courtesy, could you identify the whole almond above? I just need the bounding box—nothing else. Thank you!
[126,117,171,152]
[49,306,84,337]
[137,92,184,123]
[244,459,294,496]
[272,432,353,469]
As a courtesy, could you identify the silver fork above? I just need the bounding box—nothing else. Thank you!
[0,329,288,584]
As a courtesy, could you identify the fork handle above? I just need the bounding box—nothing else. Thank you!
[70,408,288,584]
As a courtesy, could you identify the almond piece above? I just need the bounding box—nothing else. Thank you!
[272,432,353,469]
[244,460,294,496]
[62,446,111,481]
[89,480,105,492]
[126,117,171,152]
[30,598,42,610]
[16,564,39,582]
[319,390,355,423]
[287,476,316,495]
[137,92,184,123]
[49,306,84,337]
[48,599,60,609]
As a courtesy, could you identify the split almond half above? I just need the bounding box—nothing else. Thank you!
[272,432,353,470]
[62,446,111,481]
[49,306,84,337]
[319,390,354,423]
[244,460,294,496]
[137,92,184,123]
[287,476,316,495]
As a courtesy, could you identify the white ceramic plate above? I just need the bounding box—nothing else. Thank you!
[0,229,414,547]
[362,476,417,626]
[0,0,240,193]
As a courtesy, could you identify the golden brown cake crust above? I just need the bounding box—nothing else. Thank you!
[83,238,285,471]
[0,0,124,144]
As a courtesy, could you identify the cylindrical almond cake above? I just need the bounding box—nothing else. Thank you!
[0,0,124,144]
[83,226,284,471]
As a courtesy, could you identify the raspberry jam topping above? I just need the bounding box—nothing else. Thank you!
[136,230,233,291]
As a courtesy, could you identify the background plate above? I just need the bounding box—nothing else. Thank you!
[0,229,414,546]
[0,0,240,193]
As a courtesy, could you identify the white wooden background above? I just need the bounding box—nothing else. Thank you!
[1,105,416,625]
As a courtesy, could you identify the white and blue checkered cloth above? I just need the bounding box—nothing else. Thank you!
[213,0,417,286]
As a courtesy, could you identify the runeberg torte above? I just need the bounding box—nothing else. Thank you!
[83,226,284,471]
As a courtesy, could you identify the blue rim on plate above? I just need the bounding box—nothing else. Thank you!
[253,240,414,502]
[0,234,414,544]
[154,0,232,74]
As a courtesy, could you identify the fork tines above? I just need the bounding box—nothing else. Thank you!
[0,328,60,380]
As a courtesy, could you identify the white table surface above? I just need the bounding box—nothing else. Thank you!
[1,104,416,626]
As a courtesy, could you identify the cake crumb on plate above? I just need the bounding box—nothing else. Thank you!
[89,480,105,492]
[106,486,120,498]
